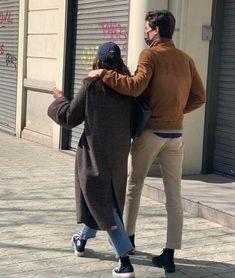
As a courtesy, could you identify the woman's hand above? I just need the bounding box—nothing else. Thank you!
[52,87,63,99]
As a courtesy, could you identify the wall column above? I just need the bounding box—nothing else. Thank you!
[16,0,28,137]
[178,0,213,174]
[127,0,168,72]
[19,0,68,149]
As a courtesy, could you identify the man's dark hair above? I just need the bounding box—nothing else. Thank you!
[145,10,175,39]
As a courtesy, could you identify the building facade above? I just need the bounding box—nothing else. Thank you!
[2,0,234,177]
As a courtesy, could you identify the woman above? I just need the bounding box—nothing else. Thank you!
[48,42,135,278]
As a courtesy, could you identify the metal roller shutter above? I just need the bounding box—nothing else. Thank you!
[213,0,235,176]
[68,0,130,150]
[0,0,19,132]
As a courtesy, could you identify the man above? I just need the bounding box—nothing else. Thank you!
[89,10,206,273]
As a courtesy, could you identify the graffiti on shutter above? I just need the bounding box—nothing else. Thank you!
[98,21,128,51]
[0,10,12,28]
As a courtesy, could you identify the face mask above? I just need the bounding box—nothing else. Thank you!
[144,32,152,46]
[145,32,160,47]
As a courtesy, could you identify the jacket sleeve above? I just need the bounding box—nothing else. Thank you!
[102,49,154,97]
[183,60,206,114]
[47,85,86,129]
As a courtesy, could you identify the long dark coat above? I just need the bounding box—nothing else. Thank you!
[48,79,131,230]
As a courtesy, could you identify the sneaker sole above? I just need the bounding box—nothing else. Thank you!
[74,249,85,257]
[112,269,135,278]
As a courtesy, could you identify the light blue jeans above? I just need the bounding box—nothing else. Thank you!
[79,201,134,257]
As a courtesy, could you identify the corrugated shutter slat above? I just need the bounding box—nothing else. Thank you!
[0,0,19,131]
[213,0,235,176]
[68,0,129,150]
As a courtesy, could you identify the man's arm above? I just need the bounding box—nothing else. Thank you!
[100,49,154,97]
[183,60,206,114]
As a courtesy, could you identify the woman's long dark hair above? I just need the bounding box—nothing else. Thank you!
[84,52,131,90]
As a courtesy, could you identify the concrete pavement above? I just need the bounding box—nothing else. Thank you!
[0,132,235,278]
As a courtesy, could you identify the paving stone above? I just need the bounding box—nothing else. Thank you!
[206,261,235,275]
[218,272,235,278]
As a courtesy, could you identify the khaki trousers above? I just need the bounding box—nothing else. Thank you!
[124,130,184,249]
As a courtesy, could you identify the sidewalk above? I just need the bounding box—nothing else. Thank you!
[143,175,235,230]
[0,132,235,278]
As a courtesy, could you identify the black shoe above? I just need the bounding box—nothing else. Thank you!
[71,234,87,257]
[112,256,135,278]
[128,235,136,255]
[152,249,175,273]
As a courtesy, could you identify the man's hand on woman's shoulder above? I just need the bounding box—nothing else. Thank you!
[88,69,107,78]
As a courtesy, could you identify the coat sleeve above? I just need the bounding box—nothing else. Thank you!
[47,85,86,129]
[102,49,154,97]
[183,60,206,114]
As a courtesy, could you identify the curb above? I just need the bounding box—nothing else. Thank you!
[143,182,235,230]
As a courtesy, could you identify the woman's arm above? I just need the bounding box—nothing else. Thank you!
[48,85,86,129]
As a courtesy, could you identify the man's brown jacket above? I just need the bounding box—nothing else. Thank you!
[102,38,206,130]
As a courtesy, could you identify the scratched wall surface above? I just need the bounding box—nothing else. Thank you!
[0,0,19,131]
[68,0,130,150]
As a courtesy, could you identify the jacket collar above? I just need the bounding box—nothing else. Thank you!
[151,38,175,48]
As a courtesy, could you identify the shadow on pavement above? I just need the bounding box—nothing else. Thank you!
[88,250,235,276]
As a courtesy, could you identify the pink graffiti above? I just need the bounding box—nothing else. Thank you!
[0,10,12,28]
[98,21,128,51]
[0,44,5,55]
